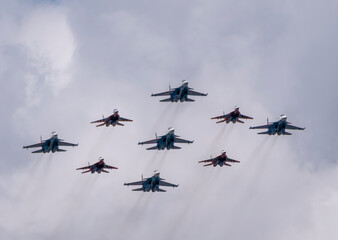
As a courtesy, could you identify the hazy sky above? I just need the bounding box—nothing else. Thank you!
[1,0,338,239]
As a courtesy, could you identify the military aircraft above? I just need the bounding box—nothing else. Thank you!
[198,150,240,167]
[124,170,178,192]
[76,157,118,174]
[138,127,193,150]
[211,106,253,124]
[23,132,78,153]
[151,80,207,102]
[91,109,133,127]
[249,114,305,135]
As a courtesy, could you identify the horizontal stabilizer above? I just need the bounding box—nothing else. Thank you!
[96,123,106,127]
[171,146,181,150]
[32,149,43,153]
[257,131,269,135]
[157,188,167,192]
[216,119,226,124]
[117,122,124,126]
[146,146,159,150]
[57,149,67,152]
[160,98,172,102]
[283,132,292,135]
[204,162,214,167]
[185,98,195,102]
[132,188,144,192]
[237,119,244,123]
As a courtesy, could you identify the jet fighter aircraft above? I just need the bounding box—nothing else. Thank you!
[76,157,118,174]
[23,132,78,153]
[91,109,133,127]
[138,127,193,150]
[199,150,240,167]
[151,80,207,102]
[124,170,178,192]
[211,106,253,124]
[249,114,305,135]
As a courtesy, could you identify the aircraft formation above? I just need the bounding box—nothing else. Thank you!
[23,80,305,192]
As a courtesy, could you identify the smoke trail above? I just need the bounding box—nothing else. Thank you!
[154,150,168,170]
[153,104,171,130]
[143,151,159,172]
[207,124,227,152]
[118,192,153,239]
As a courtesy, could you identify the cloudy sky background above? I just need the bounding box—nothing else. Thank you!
[0,0,338,239]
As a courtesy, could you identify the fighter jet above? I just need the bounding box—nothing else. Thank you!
[151,80,207,102]
[76,157,118,174]
[91,109,132,127]
[249,114,305,135]
[199,150,240,167]
[124,170,178,192]
[138,127,193,150]
[23,132,78,153]
[211,106,253,124]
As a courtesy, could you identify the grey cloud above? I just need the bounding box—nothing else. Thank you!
[1,0,338,240]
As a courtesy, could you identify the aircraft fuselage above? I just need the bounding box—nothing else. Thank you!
[169,85,189,102]
[142,176,161,192]
[42,136,59,153]
[156,133,175,150]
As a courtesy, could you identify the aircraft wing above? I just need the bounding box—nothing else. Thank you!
[174,137,193,144]
[211,114,229,120]
[249,124,271,129]
[76,166,91,170]
[104,164,118,169]
[59,141,78,147]
[151,90,174,97]
[124,181,144,186]
[198,158,214,163]
[91,117,107,124]
[226,158,240,163]
[188,90,208,96]
[239,114,253,120]
[159,180,178,188]
[138,139,158,145]
[23,142,44,149]
[119,117,133,122]
[285,124,305,130]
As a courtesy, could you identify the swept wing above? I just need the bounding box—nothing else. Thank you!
[91,117,108,124]
[104,164,118,169]
[23,142,44,149]
[159,180,178,188]
[138,139,158,145]
[124,181,144,186]
[76,165,91,170]
[285,124,305,130]
[151,90,174,97]
[174,137,193,144]
[249,124,271,129]
[188,90,208,96]
[227,158,240,163]
[59,141,78,147]
[239,114,253,119]
[119,117,133,122]
[211,114,229,120]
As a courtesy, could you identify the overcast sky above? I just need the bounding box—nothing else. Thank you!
[0,0,338,239]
